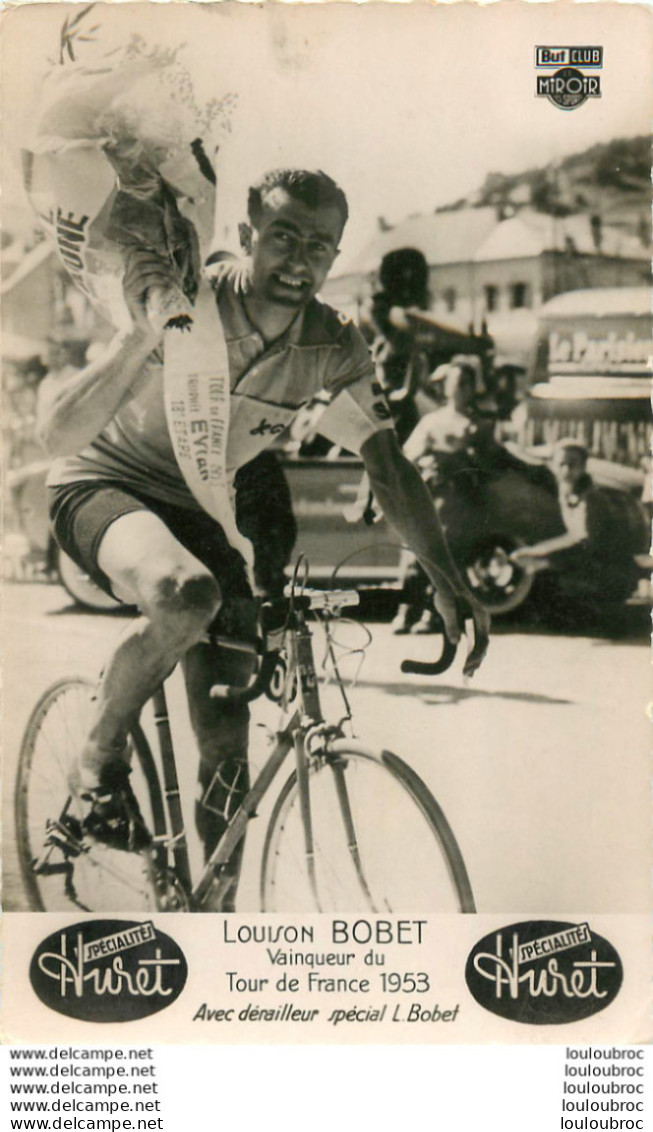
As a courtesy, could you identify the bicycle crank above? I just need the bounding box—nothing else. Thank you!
[150,864,190,912]
[34,815,86,868]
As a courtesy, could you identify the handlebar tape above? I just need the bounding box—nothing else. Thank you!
[400,633,458,676]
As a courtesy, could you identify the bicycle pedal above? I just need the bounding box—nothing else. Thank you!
[47,813,83,837]
[44,817,85,858]
[150,867,189,913]
[45,835,83,859]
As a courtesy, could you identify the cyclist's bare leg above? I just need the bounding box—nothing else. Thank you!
[79,510,222,784]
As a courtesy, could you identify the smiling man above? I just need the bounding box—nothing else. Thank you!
[39,168,489,906]
[243,174,345,310]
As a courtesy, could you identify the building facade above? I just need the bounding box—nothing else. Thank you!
[324,208,651,364]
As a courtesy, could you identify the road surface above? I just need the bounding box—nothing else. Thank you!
[3,580,650,914]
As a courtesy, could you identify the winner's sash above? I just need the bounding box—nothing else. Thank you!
[162,284,254,579]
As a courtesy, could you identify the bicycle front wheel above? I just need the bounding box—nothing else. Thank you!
[15,678,166,913]
[260,742,475,913]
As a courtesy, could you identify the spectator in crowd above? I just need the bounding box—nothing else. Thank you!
[510,438,642,605]
[403,357,479,468]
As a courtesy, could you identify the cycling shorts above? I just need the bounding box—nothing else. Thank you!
[48,480,253,633]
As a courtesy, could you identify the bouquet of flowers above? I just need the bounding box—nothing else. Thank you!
[22,8,255,575]
[22,6,236,329]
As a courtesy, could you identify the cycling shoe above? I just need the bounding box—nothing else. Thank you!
[79,763,151,852]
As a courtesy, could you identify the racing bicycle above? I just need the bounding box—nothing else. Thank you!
[15,564,476,914]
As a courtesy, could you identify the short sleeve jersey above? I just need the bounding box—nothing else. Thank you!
[403,406,474,462]
[47,262,393,509]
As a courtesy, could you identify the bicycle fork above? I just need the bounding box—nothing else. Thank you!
[294,738,380,914]
[294,730,321,911]
[292,614,378,913]
[290,615,324,910]
[328,757,379,913]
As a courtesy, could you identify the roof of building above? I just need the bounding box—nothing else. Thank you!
[473,210,650,263]
[334,206,650,279]
[538,286,652,318]
[333,207,498,278]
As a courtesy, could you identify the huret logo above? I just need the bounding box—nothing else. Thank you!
[465,920,622,1025]
[30,920,188,1023]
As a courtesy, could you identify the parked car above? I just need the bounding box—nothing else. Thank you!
[8,444,649,618]
[424,444,650,614]
[7,460,122,610]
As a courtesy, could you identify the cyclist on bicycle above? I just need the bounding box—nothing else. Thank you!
[38,169,489,903]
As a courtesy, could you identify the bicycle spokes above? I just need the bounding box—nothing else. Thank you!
[261,744,472,913]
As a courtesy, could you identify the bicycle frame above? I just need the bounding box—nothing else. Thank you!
[149,600,339,912]
[17,583,474,914]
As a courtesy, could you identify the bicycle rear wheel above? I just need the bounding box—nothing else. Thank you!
[15,678,166,912]
[260,741,475,913]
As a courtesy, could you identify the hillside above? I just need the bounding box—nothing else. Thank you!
[439,135,652,246]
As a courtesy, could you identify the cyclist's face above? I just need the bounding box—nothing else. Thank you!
[245,189,343,308]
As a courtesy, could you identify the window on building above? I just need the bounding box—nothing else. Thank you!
[509,282,529,309]
[484,284,498,312]
[443,288,457,313]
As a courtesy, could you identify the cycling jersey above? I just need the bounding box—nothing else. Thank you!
[47,262,392,510]
[403,405,475,462]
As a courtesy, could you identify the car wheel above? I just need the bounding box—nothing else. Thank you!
[56,548,122,613]
[463,535,534,615]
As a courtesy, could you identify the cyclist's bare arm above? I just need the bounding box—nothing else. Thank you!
[512,502,588,566]
[360,429,490,675]
[37,254,170,457]
[511,530,585,575]
[37,328,160,456]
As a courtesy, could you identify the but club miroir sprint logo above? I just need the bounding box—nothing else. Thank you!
[465,920,622,1025]
[535,46,603,110]
[30,920,188,1023]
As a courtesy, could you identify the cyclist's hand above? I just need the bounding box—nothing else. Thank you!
[122,250,178,339]
[432,585,462,647]
[434,588,489,677]
[510,549,549,575]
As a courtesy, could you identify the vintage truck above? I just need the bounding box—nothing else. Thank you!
[519,286,651,469]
